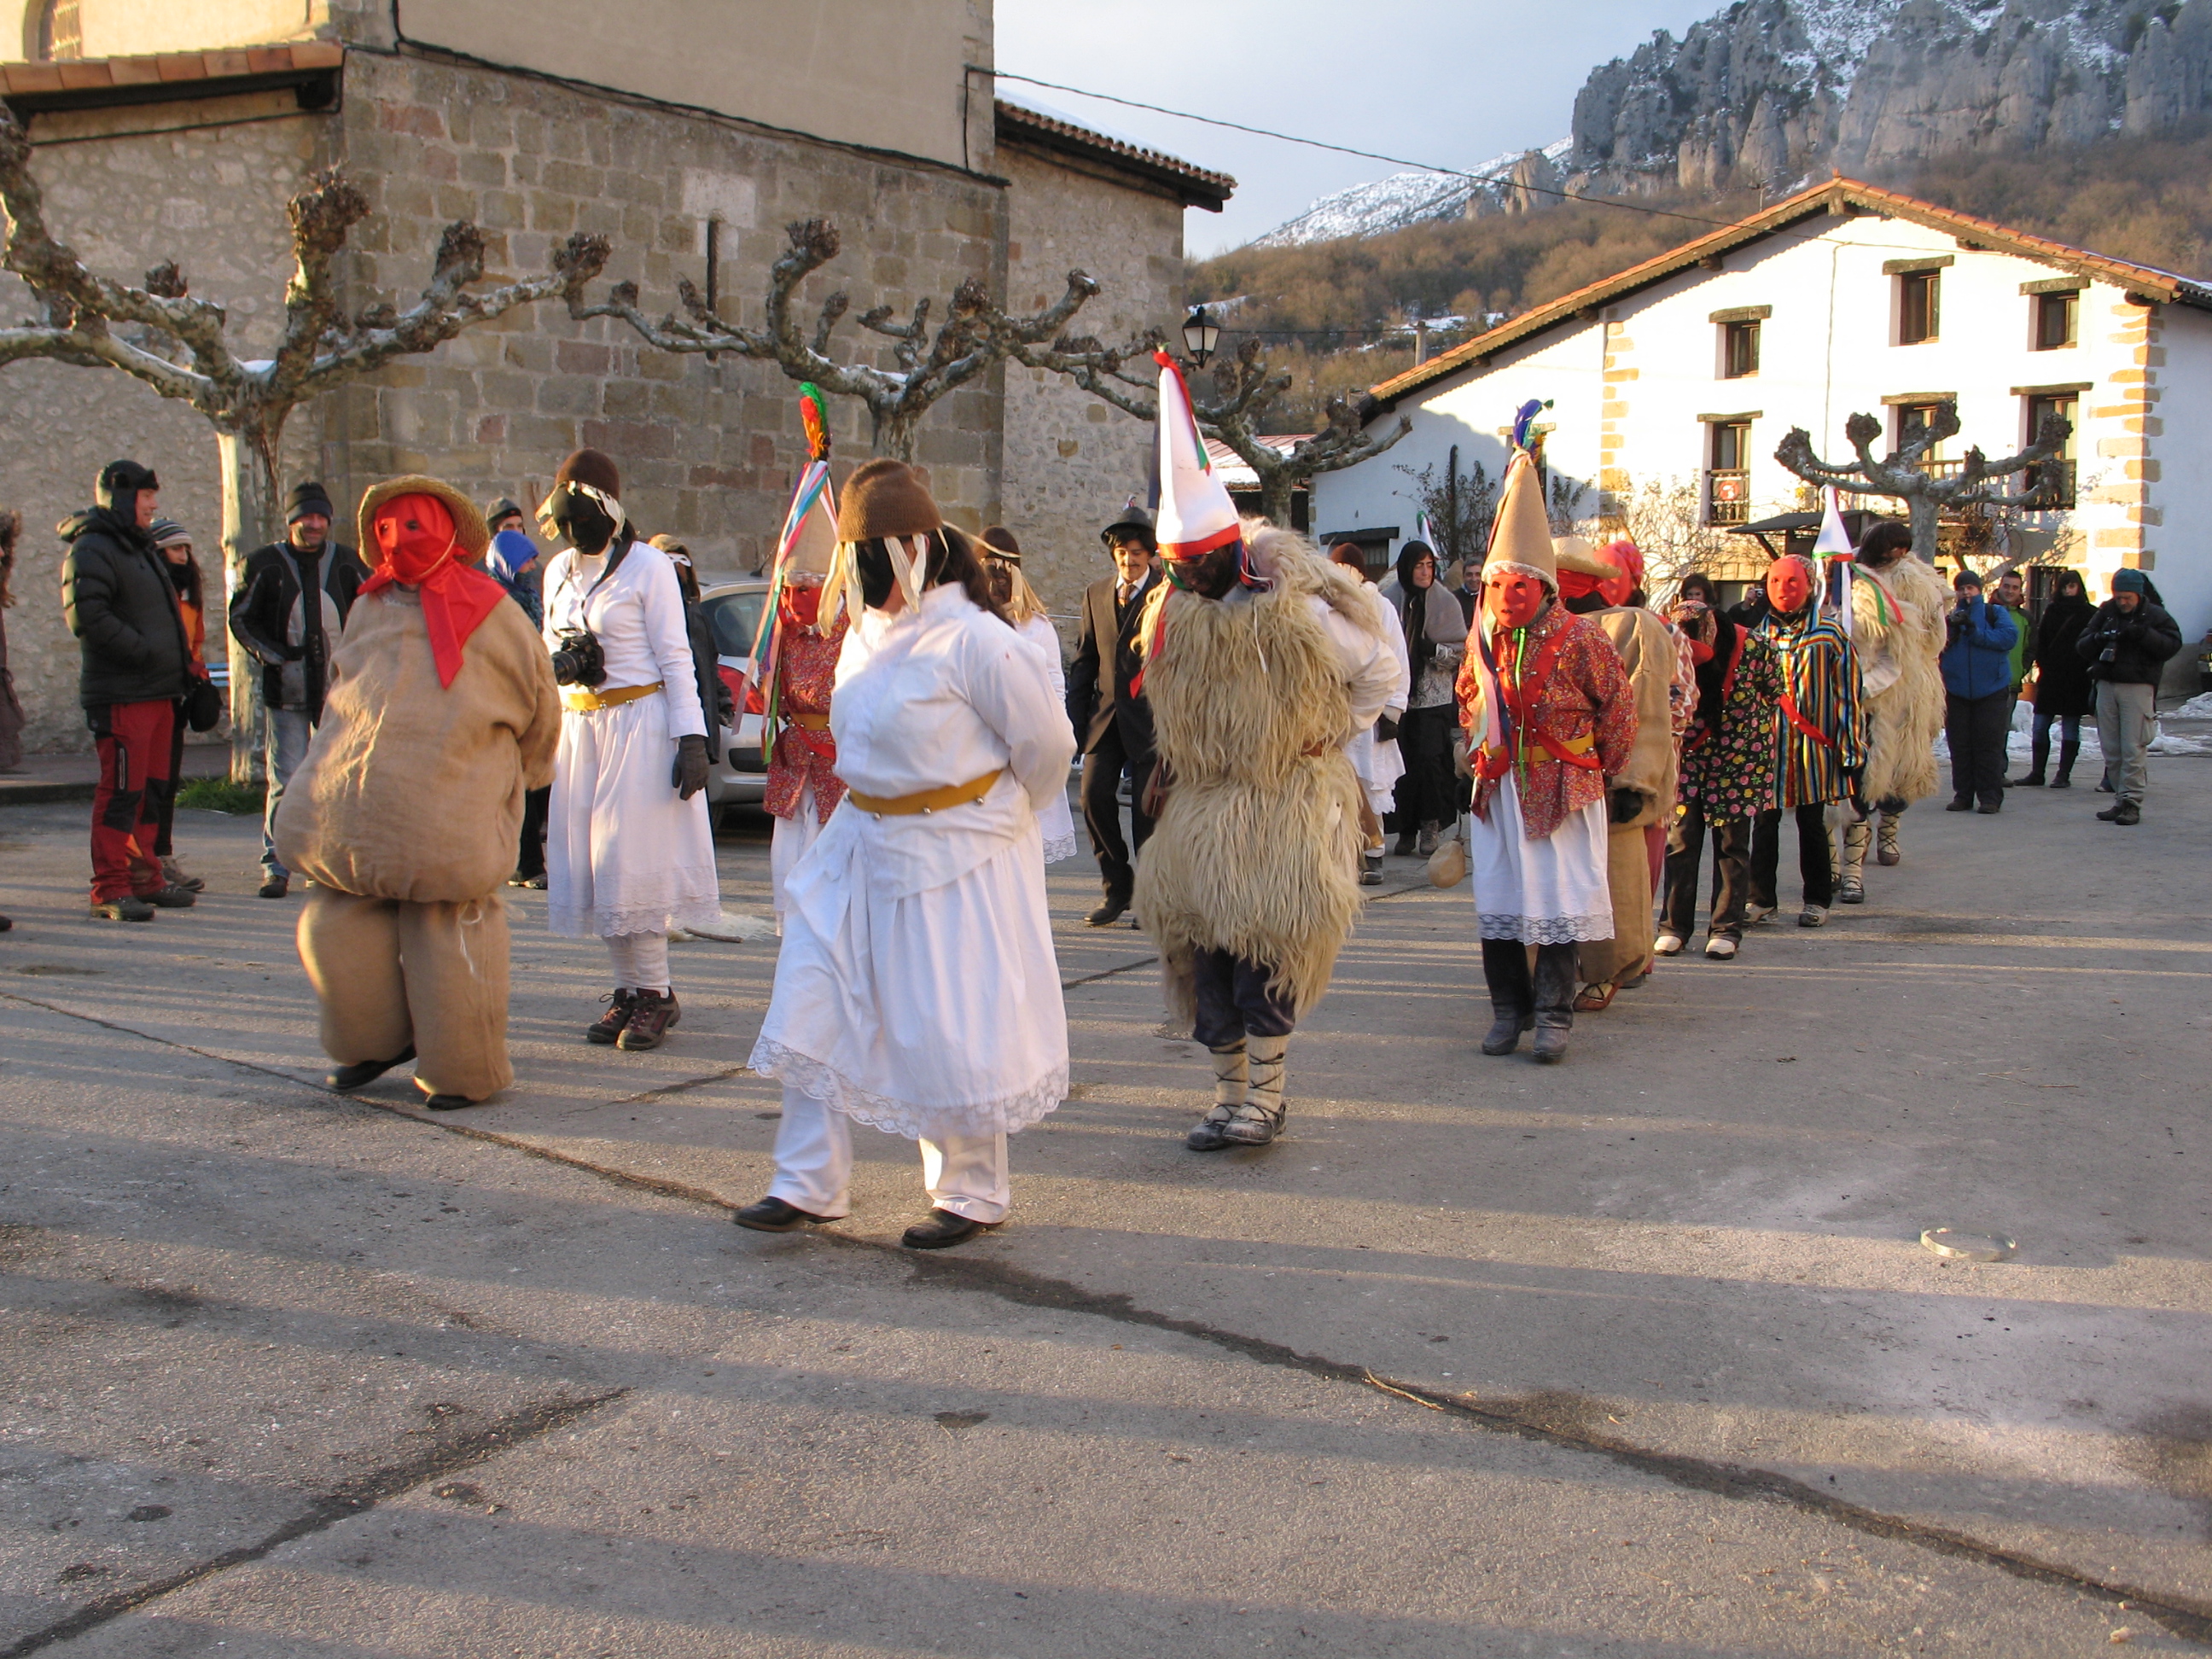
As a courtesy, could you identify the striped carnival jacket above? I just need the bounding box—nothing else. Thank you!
[1754,608,1867,810]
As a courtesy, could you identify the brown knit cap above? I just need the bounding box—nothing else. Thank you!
[980,526,1021,562]
[839,458,940,543]
[553,447,620,498]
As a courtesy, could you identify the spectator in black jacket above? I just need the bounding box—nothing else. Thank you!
[228,480,368,897]
[1065,504,1161,926]
[2014,569,2094,788]
[2076,568,2183,825]
[59,460,198,922]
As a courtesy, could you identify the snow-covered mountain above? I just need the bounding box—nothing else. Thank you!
[1253,0,2212,247]
[1251,140,1574,248]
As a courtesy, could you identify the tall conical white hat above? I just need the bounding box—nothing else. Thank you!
[1152,349,1242,561]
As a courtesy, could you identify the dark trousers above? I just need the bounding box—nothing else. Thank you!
[1661,802,1749,940]
[1391,703,1459,832]
[1946,690,2010,808]
[516,784,552,877]
[1080,725,1155,899]
[1191,948,1297,1048]
[88,699,175,902]
[151,696,187,859]
[1750,803,1833,911]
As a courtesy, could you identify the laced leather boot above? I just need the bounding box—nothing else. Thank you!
[1186,1039,1248,1150]
[1837,820,1870,905]
[1875,813,1901,867]
[1220,1035,1288,1145]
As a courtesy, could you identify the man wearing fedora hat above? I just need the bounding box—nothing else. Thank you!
[274,476,561,1109]
[1066,501,1162,925]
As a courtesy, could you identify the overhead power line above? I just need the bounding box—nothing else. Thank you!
[976,68,1745,232]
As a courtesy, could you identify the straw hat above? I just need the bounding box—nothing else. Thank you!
[355,475,490,564]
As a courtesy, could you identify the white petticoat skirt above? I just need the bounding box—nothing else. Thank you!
[749,811,1068,1142]
[770,782,827,921]
[1470,784,1613,945]
[547,691,722,939]
[1037,779,1080,865]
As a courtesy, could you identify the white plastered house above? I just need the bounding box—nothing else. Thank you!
[1314,178,2208,686]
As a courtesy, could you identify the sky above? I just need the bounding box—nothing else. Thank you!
[994,0,1722,257]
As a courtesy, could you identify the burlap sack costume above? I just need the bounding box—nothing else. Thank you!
[274,476,562,1103]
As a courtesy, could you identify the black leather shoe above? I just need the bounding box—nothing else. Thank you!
[901,1208,994,1249]
[734,1196,826,1233]
[1975,800,2000,814]
[258,875,289,899]
[2113,800,2141,825]
[422,1094,477,1111]
[1531,1021,1570,1063]
[327,1045,416,1091]
[144,884,196,908]
[1944,796,1972,812]
[2096,801,2125,822]
[1086,897,1129,927]
[586,988,638,1045]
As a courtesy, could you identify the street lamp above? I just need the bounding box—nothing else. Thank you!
[1183,306,1220,367]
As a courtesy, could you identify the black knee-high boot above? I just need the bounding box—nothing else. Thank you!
[2021,725,2050,785]
[1480,938,1534,1056]
[1531,943,1578,1063]
[2052,739,2080,788]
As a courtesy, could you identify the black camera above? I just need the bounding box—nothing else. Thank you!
[550,627,605,687]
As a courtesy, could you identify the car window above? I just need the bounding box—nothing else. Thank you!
[703,591,765,658]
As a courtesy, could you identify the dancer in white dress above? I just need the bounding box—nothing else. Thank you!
[538,448,721,1052]
[981,527,1079,864]
[737,462,1076,1250]
[1327,542,1412,884]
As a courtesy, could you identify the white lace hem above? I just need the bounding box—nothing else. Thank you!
[1041,831,1080,865]
[749,1037,1067,1141]
[1478,910,1613,945]
[549,893,725,940]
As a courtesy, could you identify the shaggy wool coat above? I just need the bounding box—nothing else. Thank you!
[1849,556,1949,810]
[1133,545,1385,1027]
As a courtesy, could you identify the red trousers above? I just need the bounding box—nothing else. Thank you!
[89,699,175,902]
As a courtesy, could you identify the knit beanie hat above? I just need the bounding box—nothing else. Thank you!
[2112,568,2148,595]
[838,458,940,544]
[148,518,193,550]
[285,480,335,523]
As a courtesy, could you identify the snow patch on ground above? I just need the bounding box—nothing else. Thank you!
[2168,692,2212,720]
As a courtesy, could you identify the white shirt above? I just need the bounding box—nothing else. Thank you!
[541,540,707,738]
[830,583,1077,899]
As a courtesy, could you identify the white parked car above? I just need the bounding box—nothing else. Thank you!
[696,576,772,812]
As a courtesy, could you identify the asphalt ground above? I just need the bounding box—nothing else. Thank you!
[2,748,2209,1657]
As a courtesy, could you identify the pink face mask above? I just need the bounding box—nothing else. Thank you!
[1486,570,1546,629]
[1766,559,1812,614]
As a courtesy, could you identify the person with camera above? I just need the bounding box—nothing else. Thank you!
[539,448,720,1051]
[2014,569,2094,787]
[229,481,368,899]
[2075,568,2182,825]
[737,460,1075,1249]
[1938,568,2019,815]
[276,477,560,1109]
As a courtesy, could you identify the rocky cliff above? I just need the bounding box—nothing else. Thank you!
[1571,0,2212,195]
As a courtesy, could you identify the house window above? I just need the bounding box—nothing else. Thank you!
[2033,290,2078,351]
[2023,392,2078,509]
[1705,421,1750,526]
[1895,401,1947,459]
[1898,270,1941,345]
[1721,318,1761,379]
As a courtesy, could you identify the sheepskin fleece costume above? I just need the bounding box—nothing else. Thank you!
[1133,533,1379,1025]
[1852,555,1950,806]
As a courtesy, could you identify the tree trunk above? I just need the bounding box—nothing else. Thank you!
[217,424,280,785]
[1256,463,1296,530]
[871,406,917,463]
[1906,492,1942,565]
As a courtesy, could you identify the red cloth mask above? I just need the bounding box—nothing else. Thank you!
[1557,568,1605,602]
[1766,557,1813,615]
[779,581,822,632]
[1597,539,1643,608]
[360,492,506,689]
[1485,569,1546,629]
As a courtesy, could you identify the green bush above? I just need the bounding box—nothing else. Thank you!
[176,775,265,815]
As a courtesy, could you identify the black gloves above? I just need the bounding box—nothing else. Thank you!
[673,734,710,800]
[1608,787,1645,825]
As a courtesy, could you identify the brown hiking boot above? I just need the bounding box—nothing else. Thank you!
[585,988,638,1045]
[617,989,680,1051]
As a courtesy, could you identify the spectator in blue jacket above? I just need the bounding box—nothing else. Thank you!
[1940,569,2019,814]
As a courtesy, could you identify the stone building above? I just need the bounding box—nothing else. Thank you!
[1316,178,2210,690]
[0,0,1228,751]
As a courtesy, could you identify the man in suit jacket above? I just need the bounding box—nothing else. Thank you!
[1066,505,1162,926]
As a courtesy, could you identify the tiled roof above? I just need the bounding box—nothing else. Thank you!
[0,41,342,105]
[995,97,1234,212]
[1370,176,2212,409]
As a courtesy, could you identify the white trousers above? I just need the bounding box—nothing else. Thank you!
[766,1082,1011,1224]
[606,931,670,992]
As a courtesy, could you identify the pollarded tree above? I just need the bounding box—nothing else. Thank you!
[1019,332,1412,528]
[0,107,611,777]
[1774,403,2071,565]
[575,216,1103,462]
